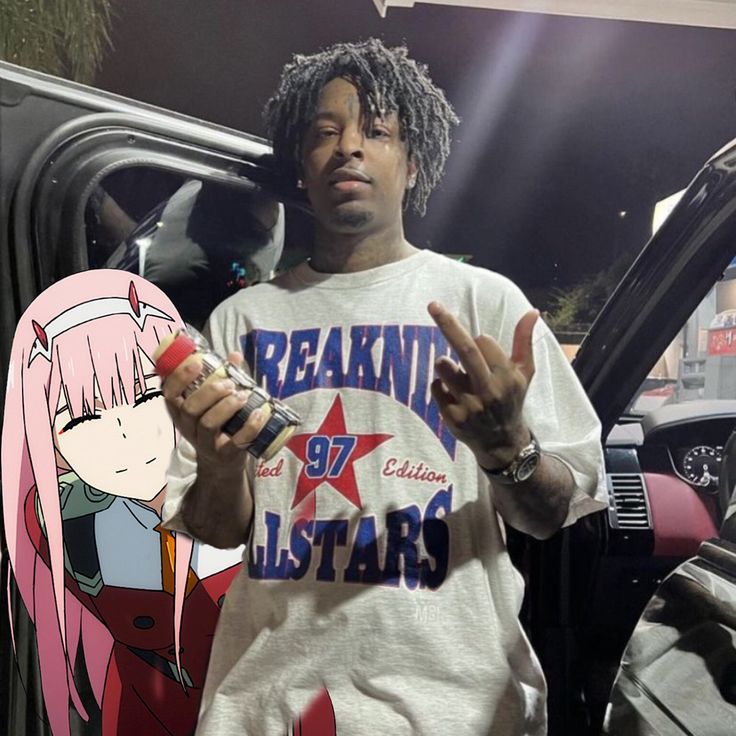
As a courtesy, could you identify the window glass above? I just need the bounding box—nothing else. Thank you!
[84,169,298,329]
[628,262,736,415]
[85,169,185,268]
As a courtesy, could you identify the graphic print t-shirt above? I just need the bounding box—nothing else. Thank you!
[164,249,608,736]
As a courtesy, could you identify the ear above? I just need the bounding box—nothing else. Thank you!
[295,159,308,190]
[406,157,418,190]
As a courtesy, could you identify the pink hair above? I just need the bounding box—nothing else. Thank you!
[2,270,193,736]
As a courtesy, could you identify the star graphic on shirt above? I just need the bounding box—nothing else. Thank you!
[287,394,392,516]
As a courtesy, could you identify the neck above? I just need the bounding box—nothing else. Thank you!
[311,221,418,274]
[142,487,166,517]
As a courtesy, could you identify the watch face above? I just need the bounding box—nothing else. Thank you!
[516,453,540,482]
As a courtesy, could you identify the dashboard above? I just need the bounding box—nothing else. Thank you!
[603,400,736,561]
[610,400,736,494]
[638,400,736,495]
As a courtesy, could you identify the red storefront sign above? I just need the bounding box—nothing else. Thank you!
[708,327,736,355]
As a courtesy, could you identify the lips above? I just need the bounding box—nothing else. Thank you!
[328,167,372,185]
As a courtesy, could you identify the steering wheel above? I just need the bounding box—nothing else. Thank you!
[718,429,736,540]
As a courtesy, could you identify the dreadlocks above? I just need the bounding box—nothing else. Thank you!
[264,38,459,216]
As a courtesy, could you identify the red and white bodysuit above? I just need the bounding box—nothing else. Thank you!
[26,472,242,736]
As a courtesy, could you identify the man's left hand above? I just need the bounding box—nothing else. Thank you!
[428,301,539,471]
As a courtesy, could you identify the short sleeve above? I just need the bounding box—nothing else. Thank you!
[162,436,199,534]
[524,322,609,527]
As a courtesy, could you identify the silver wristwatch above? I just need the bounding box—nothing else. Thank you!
[483,432,542,485]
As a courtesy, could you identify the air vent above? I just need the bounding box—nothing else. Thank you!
[607,473,651,530]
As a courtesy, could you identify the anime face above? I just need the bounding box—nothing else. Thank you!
[53,352,176,500]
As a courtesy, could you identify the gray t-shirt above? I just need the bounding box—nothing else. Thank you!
[164,249,608,736]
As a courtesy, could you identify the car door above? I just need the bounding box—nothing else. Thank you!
[0,60,308,736]
[530,138,736,734]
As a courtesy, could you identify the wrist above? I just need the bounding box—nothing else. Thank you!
[480,430,541,485]
[476,426,532,471]
[197,453,247,483]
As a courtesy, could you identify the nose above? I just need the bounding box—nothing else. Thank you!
[334,124,365,161]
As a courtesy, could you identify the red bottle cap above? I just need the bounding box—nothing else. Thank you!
[155,333,198,378]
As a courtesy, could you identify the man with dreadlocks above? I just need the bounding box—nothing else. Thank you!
[162,38,607,735]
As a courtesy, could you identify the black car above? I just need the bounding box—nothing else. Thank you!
[1,60,735,735]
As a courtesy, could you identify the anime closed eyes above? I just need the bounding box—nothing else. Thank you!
[2,271,242,736]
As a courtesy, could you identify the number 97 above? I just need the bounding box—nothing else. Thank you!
[305,435,356,479]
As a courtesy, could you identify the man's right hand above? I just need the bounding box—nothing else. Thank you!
[162,352,269,467]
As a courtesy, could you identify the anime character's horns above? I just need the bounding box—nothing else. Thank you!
[129,280,141,317]
[27,280,174,366]
[32,320,49,351]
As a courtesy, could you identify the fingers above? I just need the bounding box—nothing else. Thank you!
[428,302,492,390]
[429,301,538,387]
[434,356,467,395]
[181,379,236,418]
[429,303,538,464]
[162,359,267,458]
[430,379,468,428]
[510,310,538,383]
[194,386,247,441]
[161,357,203,400]
[229,407,270,450]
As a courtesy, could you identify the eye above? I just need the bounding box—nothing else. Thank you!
[369,124,391,139]
[59,414,100,434]
[134,390,163,407]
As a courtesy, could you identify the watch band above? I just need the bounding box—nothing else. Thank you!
[483,432,542,485]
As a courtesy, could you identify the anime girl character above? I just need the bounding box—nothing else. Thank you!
[2,270,242,736]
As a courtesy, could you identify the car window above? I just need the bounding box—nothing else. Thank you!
[622,184,736,416]
[627,260,736,415]
[84,168,304,329]
[85,168,186,268]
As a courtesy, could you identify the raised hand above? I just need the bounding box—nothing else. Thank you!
[428,301,538,471]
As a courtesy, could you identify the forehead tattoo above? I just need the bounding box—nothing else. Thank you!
[346,94,357,119]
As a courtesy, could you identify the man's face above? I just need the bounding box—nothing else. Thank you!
[301,77,416,234]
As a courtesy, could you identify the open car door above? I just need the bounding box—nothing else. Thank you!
[0,61,302,736]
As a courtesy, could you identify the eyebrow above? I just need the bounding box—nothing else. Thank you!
[312,111,342,123]
[310,111,395,130]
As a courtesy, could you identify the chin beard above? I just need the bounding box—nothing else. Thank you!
[331,207,373,229]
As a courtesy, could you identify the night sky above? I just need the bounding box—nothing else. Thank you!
[95,0,736,300]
